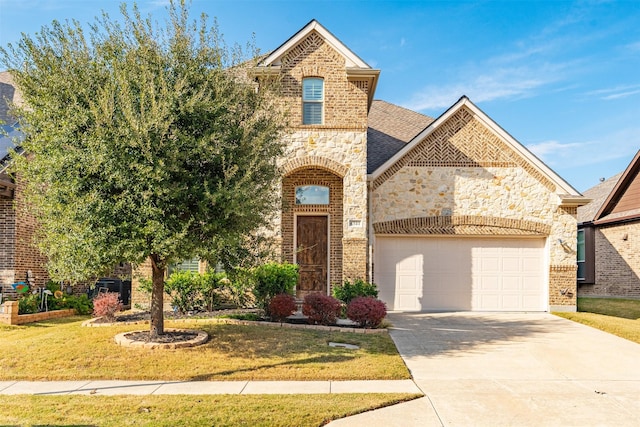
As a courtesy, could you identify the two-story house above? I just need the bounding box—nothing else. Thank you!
[241,20,587,312]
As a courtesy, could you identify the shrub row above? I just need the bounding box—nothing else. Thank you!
[302,293,387,328]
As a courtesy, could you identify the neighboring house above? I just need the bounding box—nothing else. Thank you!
[577,151,640,298]
[0,71,50,298]
[167,19,583,313]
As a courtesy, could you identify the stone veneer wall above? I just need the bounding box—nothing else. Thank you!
[579,222,640,298]
[265,31,370,285]
[371,106,578,310]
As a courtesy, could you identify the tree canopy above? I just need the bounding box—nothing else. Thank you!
[0,1,285,336]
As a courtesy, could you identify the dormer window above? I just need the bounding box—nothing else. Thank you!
[302,78,324,125]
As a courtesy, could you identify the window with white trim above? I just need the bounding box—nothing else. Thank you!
[302,78,323,125]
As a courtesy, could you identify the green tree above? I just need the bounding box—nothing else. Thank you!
[0,1,285,338]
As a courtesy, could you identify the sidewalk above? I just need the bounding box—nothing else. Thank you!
[0,379,421,396]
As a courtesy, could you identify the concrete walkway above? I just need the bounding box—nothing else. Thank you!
[328,312,640,427]
[0,379,420,396]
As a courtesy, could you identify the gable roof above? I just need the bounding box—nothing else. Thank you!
[592,150,640,225]
[254,20,380,110]
[369,96,588,206]
[259,19,370,69]
[367,100,434,174]
[577,173,623,223]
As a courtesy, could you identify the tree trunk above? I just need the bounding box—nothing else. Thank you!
[149,254,165,338]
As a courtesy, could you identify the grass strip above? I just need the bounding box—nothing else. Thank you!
[0,393,422,427]
[554,311,640,344]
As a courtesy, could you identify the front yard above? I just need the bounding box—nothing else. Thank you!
[0,316,409,381]
[554,297,640,344]
[0,315,416,425]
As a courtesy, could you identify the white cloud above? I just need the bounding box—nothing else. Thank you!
[586,84,640,100]
[405,64,562,111]
[527,140,584,160]
[526,126,640,169]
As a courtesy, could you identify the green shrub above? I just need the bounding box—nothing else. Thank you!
[200,271,228,311]
[253,262,299,312]
[225,267,257,308]
[62,294,93,315]
[18,294,39,314]
[332,278,378,305]
[165,270,202,313]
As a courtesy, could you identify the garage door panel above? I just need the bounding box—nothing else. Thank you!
[375,237,546,312]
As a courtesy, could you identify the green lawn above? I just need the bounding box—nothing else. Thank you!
[0,394,422,427]
[0,316,409,381]
[554,297,640,344]
[0,316,417,426]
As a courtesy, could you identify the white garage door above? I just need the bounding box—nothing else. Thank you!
[375,236,546,311]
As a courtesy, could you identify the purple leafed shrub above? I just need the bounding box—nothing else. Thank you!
[346,297,387,328]
[302,293,341,326]
[92,292,123,322]
[268,293,298,322]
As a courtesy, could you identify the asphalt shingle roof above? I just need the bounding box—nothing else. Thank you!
[577,172,623,223]
[367,100,434,174]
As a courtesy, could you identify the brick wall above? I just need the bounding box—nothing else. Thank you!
[549,265,577,310]
[0,174,49,298]
[275,31,369,131]
[0,194,16,293]
[579,222,640,298]
[282,168,343,292]
[14,176,49,290]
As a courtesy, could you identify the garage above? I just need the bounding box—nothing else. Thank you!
[374,236,546,311]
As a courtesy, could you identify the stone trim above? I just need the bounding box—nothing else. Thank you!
[373,215,551,236]
[372,106,556,192]
[282,156,349,178]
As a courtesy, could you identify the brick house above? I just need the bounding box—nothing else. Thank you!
[236,20,586,312]
[4,19,584,312]
[0,71,50,298]
[577,150,640,298]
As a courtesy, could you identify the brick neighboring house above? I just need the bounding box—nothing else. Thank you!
[0,71,50,298]
[577,151,640,298]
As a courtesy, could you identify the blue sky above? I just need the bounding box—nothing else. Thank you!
[1,0,639,192]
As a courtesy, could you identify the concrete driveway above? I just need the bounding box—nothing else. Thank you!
[329,312,640,427]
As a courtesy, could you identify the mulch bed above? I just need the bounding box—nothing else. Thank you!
[93,308,259,324]
[124,330,200,344]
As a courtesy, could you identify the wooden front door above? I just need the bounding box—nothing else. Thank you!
[296,215,328,298]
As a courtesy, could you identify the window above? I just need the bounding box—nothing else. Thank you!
[577,229,586,281]
[295,185,329,205]
[577,227,595,284]
[168,258,200,276]
[302,78,323,125]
